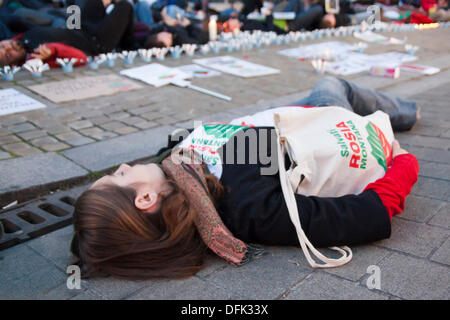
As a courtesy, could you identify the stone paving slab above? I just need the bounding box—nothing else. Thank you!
[371,253,449,300]
[428,204,450,229]
[375,217,448,258]
[400,195,446,223]
[430,237,450,265]
[61,125,176,172]
[284,272,389,300]
[127,276,236,300]
[0,245,67,300]
[202,247,313,300]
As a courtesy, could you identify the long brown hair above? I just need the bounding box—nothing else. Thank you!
[71,173,224,280]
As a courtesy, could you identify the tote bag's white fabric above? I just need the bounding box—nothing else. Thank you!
[274,106,394,268]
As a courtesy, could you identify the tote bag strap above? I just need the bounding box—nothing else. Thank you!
[275,131,353,268]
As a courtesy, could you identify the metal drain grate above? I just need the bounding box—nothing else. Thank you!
[0,185,88,251]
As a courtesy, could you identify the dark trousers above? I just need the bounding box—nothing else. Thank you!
[292,77,418,131]
[81,0,135,52]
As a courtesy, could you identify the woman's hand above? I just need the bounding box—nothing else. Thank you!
[31,44,52,61]
[392,140,409,157]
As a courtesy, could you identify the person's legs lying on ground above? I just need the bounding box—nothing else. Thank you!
[39,7,68,28]
[290,76,419,131]
[95,0,135,51]
[16,0,48,10]
[0,20,14,40]
[241,0,263,16]
[80,0,106,24]
[291,76,354,110]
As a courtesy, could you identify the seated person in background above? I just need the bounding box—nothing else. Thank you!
[280,0,327,31]
[394,0,449,21]
[142,4,208,47]
[423,0,450,21]
[0,0,67,32]
[241,0,326,32]
[0,0,135,67]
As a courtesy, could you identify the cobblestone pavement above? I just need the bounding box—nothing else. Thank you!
[0,27,449,300]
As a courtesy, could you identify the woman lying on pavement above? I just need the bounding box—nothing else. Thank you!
[70,76,420,280]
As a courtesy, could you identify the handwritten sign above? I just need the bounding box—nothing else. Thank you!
[0,88,46,116]
[27,74,143,103]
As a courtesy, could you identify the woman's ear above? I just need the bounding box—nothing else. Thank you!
[135,191,159,214]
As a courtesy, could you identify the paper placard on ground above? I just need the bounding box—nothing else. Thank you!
[0,88,46,116]
[120,63,190,87]
[278,41,357,60]
[178,64,221,78]
[354,30,388,43]
[354,31,405,45]
[324,52,373,75]
[371,52,418,67]
[324,51,418,75]
[28,74,143,103]
[193,56,280,78]
[400,64,440,75]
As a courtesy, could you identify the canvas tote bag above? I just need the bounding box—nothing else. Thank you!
[273,106,394,268]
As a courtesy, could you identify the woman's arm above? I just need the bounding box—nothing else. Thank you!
[29,42,87,68]
[364,141,419,220]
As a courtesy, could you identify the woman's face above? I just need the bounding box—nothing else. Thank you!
[91,163,166,191]
[0,40,26,66]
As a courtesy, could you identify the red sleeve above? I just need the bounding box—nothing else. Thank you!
[41,42,87,68]
[364,154,419,220]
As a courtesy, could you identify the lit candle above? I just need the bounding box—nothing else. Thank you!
[209,15,218,41]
